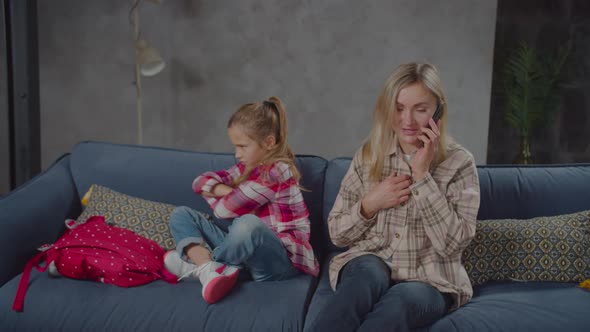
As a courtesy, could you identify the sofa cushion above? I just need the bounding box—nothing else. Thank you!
[462,210,590,286]
[304,253,590,332]
[428,282,590,332]
[76,184,214,251]
[0,271,316,331]
[303,251,341,330]
[69,141,328,258]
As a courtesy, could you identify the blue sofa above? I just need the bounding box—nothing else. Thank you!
[1,141,589,331]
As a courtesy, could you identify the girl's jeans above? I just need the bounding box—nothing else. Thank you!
[169,206,299,281]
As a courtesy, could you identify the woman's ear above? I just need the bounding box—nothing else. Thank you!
[263,135,276,150]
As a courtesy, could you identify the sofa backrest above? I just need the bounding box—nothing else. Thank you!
[476,164,590,219]
[69,141,328,258]
[322,158,353,252]
[322,159,590,252]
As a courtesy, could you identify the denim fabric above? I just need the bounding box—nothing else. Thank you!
[305,254,451,332]
[169,206,299,282]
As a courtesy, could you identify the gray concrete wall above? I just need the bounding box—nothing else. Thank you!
[38,0,497,167]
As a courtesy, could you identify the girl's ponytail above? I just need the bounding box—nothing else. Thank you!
[264,97,293,158]
[263,96,299,182]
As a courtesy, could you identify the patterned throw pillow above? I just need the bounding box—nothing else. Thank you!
[462,210,590,286]
[77,184,212,251]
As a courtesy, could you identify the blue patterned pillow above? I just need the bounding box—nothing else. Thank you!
[76,184,213,251]
[462,210,590,286]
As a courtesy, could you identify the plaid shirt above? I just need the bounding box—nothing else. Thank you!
[328,140,480,309]
[192,162,319,277]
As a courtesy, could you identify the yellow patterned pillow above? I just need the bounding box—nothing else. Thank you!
[76,184,211,251]
[462,210,590,286]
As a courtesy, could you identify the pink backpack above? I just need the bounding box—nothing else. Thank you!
[12,216,177,312]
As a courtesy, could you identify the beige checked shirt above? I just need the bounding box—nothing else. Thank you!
[328,139,480,309]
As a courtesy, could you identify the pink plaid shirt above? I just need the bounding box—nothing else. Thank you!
[192,161,319,277]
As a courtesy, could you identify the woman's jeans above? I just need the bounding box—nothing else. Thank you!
[169,206,299,282]
[305,254,452,332]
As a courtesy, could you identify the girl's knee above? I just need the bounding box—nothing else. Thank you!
[229,215,266,241]
[169,206,208,229]
[233,214,263,224]
[170,206,191,217]
[169,206,191,225]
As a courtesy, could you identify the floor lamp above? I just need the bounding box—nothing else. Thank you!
[130,0,165,144]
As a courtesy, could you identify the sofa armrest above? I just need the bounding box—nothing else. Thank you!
[0,154,81,286]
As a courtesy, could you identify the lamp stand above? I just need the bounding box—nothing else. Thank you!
[132,2,143,145]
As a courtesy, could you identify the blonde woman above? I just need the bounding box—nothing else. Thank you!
[308,63,480,331]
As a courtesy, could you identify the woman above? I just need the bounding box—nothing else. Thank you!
[308,63,480,331]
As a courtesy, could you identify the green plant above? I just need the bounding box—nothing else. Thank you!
[502,41,570,163]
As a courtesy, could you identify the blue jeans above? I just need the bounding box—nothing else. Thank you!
[305,255,452,332]
[169,206,300,282]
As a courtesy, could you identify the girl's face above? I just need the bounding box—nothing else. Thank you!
[393,82,439,154]
[228,125,271,170]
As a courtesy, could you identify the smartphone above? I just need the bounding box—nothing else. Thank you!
[429,103,443,128]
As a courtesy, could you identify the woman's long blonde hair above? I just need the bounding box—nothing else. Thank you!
[362,63,449,182]
[228,96,301,186]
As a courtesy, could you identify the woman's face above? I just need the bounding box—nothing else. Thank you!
[393,82,439,154]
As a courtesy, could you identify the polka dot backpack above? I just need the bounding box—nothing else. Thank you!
[12,215,177,312]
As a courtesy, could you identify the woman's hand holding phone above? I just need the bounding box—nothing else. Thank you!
[412,105,442,181]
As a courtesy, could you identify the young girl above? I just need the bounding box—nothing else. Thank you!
[306,63,480,331]
[164,97,319,304]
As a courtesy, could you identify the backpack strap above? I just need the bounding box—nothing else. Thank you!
[12,250,49,312]
[157,267,179,284]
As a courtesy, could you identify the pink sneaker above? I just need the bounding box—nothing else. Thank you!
[215,264,240,276]
[198,262,239,304]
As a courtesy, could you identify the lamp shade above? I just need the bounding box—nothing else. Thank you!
[135,39,165,77]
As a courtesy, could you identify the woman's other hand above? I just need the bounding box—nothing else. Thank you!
[360,172,412,219]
